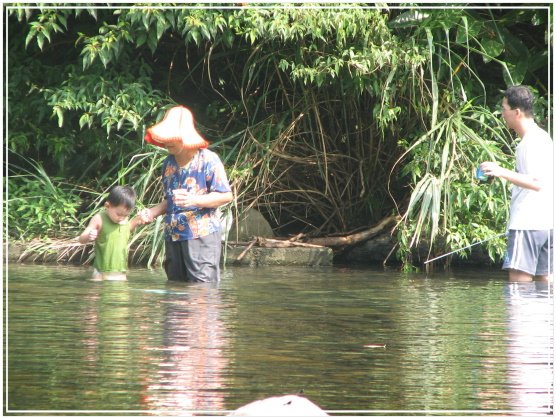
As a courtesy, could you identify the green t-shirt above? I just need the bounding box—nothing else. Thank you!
[93,210,130,273]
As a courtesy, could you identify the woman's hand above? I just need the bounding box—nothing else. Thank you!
[173,189,198,208]
[139,208,154,223]
[173,189,233,209]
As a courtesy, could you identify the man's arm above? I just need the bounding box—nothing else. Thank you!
[480,161,545,191]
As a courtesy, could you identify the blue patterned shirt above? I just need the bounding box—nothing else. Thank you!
[161,149,231,241]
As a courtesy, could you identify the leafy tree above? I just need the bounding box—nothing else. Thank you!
[6,4,550,269]
[387,6,550,268]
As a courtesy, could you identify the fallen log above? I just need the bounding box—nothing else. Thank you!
[256,237,327,249]
[226,238,327,249]
[226,214,399,254]
[235,238,258,261]
[303,214,399,248]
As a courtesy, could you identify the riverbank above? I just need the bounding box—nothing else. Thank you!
[7,240,335,267]
[7,235,500,270]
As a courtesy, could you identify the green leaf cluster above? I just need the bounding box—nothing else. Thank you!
[7,157,82,239]
[6,5,550,268]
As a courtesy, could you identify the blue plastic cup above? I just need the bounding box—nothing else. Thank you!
[476,166,489,182]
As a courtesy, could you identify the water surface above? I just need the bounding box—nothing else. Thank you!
[5,263,553,415]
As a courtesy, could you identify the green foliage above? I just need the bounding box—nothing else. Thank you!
[40,64,164,135]
[7,28,166,177]
[393,102,513,269]
[7,158,82,239]
[385,7,549,269]
[6,5,550,269]
[23,9,70,50]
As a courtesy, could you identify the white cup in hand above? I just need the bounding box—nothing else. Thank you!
[173,189,191,207]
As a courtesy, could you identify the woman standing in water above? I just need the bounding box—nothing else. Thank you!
[141,106,233,282]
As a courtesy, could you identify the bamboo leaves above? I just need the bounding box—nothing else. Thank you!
[394,103,511,268]
[404,173,441,248]
[7,6,548,268]
[425,27,438,129]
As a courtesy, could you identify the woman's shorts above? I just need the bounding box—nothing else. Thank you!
[502,229,553,276]
[164,231,222,282]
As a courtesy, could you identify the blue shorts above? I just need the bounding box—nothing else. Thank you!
[502,230,553,276]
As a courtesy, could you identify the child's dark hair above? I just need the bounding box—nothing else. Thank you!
[504,85,535,118]
[106,185,136,210]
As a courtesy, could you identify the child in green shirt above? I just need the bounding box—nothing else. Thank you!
[78,185,143,280]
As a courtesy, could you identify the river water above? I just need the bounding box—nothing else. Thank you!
[5,263,554,415]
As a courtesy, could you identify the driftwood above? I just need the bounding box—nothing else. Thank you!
[227,214,400,262]
[230,236,329,263]
[234,238,258,262]
[257,237,327,249]
[226,238,328,249]
[304,214,399,248]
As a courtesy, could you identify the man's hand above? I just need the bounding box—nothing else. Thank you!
[480,161,505,178]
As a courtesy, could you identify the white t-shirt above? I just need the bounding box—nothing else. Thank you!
[508,123,554,230]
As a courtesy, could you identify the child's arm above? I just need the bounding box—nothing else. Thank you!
[140,200,168,223]
[129,200,167,231]
[78,214,102,244]
[129,214,144,231]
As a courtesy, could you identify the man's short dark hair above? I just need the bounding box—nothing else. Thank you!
[504,85,534,117]
[106,185,136,209]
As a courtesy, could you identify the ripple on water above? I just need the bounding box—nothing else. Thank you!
[5,264,553,415]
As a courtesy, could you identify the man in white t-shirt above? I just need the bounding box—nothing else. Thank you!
[481,85,553,282]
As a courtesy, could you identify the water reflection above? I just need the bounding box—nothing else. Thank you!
[389,276,512,412]
[140,282,229,413]
[5,264,554,415]
[82,281,133,385]
[80,278,231,413]
[506,281,553,415]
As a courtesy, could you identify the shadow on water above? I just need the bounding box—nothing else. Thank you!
[4,263,553,415]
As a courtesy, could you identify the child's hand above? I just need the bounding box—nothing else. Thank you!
[139,208,153,224]
[87,227,99,241]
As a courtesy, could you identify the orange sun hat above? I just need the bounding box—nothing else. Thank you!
[145,106,209,149]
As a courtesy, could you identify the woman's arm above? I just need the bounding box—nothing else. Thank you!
[178,191,234,209]
[140,200,168,223]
